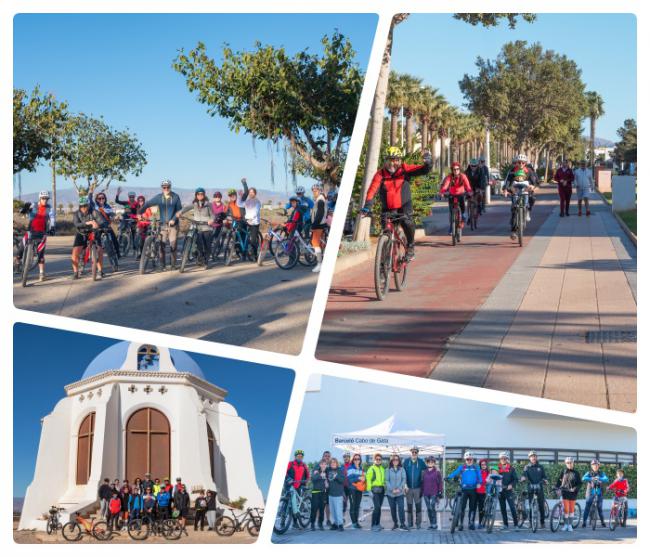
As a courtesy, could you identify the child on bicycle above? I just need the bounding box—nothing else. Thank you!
[608,469,629,498]
[285,196,307,237]
[582,459,608,528]
[439,162,473,235]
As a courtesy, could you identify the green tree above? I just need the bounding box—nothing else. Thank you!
[454,13,537,28]
[57,114,147,194]
[585,91,605,172]
[614,119,637,164]
[173,32,363,186]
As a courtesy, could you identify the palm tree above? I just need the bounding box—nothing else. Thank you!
[585,91,604,175]
[386,72,407,147]
[417,86,445,155]
[400,74,423,154]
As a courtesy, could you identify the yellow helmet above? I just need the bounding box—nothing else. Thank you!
[384,146,404,159]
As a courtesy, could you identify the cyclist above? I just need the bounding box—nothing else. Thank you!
[173,484,190,534]
[503,154,538,238]
[582,459,608,528]
[71,196,103,279]
[361,146,433,261]
[465,158,486,216]
[93,191,121,259]
[447,450,483,531]
[403,446,426,529]
[237,178,262,259]
[140,179,183,270]
[310,183,328,273]
[497,451,519,530]
[286,186,314,236]
[15,190,55,282]
[156,485,172,520]
[440,161,473,235]
[115,187,140,238]
[284,196,307,236]
[554,159,575,217]
[129,487,143,521]
[476,458,490,529]
[607,469,629,525]
[555,456,582,532]
[286,449,310,492]
[520,450,548,529]
[178,187,215,270]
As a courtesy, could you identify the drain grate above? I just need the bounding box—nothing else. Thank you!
[585,330,637,344]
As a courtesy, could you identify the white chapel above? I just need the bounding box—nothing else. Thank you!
[19,341,264,530]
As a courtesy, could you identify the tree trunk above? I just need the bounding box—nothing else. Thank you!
[590,116,596,177]
[421,117,428,153]
[390,110,399,146]
[51,160,57,215]
[405,110,414,154]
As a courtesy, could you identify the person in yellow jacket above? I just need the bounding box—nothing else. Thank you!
[152,478,162,497]
[366,453,386,531]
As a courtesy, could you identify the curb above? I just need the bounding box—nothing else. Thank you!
[595,189,637,247]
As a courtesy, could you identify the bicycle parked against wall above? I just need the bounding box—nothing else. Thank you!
[61,512,111,541]
[216,507,264,537]
[46,506,64,535]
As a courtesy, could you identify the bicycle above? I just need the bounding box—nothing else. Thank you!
[216,507,264,537]
[46,506,64,535]
[61,512,111,541]
[273,481,311,535]
[18,230,47,287]
[446,194,465,246]
[98,227,119,273]
[608,494,628,531]
[257,218,287,266]
[127,512,183,541]
[371,211,409,301]
[138,219,167,274]
[549,489,582,532]
[117,216,139,258]
[481,485,498,533]
[448,486,463,534]
[526,483,544,533]
[585,479,605,530]
[466,192,480,231]
[179,216,212,272]
[272,226,326,271]
[509,182,531,247]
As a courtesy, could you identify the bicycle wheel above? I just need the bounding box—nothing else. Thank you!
[215,515,236,536]
[485,498,496,533]
[223,234,236,267]
[20,242,34,287]
[374,233,391,301]
[139,236,155,274]
[297,497,311,528]
[393,228,408,292]
[92,520,111,541]
[450,498,461,534]
[550,503,562,532]
[273,497,292,535]
[46,519,55,535]
[257,235,270,266]
[621,501,628,527]
[609,506,618,531]
[247,231,264,262]
[451,213,457,246]
[269,227,286,257]
[531,499,538,533]
[273,238,299,270]
[102,234,118,273]
[544,499,550,520]
[162,519,183,540]
[61,521,82,542]
[179,233,194,273]
[572,503,582,528]
[91,243,99,281]
[456,211,463,243]
[299,243,317,266]
[590,505,598,530]
[517,206,524,246]
[247,517,261,537]
[128,518,149,540]
[118,232,130,257]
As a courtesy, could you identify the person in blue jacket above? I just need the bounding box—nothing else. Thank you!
[403,446,427,528]
[128,487,144,520]
[140,179,183,269]
[156,486,172,519]
[582,459,608,528]
[447,451,483,531]
[286,186,314,235]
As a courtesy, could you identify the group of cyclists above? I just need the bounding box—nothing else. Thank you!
[361,146,542,255]
[283,448,631,535]
[14,178,337,282]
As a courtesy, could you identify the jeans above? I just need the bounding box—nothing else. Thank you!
[194,509,206,530]
[423,495,438,527]
[371,490,385,526]
[583,493,604,524]
[388,495,406,526]
[329,495,344,526]
[558,184,572,215]
[310,491,326,525]
[349,489,363,524]
[405,487,422,526]
[477,492,486,524]
[498,489,518,526]
[206,510,217,529]
[100,499,109,519]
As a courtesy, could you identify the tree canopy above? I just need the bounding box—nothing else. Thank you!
[454,13,537,29]
[614,119,637,163]
[56,114,147,193]
[173,31,364,185]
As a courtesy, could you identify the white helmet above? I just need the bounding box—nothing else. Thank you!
[516,154,527,163]
[295,186,306,194]
[565,456,575,464]
[161,179,172,187]
[39,190,50,199]
[499,452,510,460]
[463,451,474,460]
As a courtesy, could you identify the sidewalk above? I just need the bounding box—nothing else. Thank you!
[431,194,636,411]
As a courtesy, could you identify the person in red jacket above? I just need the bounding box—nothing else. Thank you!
[108,491,122,530]
[362,146,432,260]
[476,459,489,529]
[439,161,473,234]
[286,449,310,492]
[554,160,575,217]
[608,469,630,498]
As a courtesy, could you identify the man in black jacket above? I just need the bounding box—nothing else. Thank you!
[520,450,549,528]
[497,453,519,530]
[98,478,113,519]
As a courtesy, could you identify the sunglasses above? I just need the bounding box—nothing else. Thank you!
[162,186,171,189]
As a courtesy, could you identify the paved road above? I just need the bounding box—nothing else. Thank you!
[316,186,636,411]
[14,236,316,354]
[273,507,636,544]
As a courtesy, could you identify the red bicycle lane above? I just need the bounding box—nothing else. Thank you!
[316,187,557,376]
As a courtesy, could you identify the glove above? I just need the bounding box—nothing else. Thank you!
[49,228,56,237]
[360,206,370,215]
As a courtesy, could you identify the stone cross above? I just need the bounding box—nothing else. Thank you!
[159,386,168,395]
[128,385,137,393]
[143,385,153,394]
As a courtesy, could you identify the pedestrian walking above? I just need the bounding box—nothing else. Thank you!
[554,160,575,217]
[574,160,594,216]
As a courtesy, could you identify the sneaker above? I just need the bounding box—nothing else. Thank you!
[567,524,573,532]
[406,246,415,261]
[458,524,463,532]
[601,521,607,528]
[310,524,315,531]
[477,523,484,529]
[353,523,361,529]
[391,524,398,531]
[400,525,409,531]
[312,263,321,273]
[510,232,517,240]
[526,212,531,222]
[559,212,565,217]
[416,524,421,530]
[582,522,587,528]
[448,226,452,235]
[39,274,45,282]
[586,210,591,217]
[578,210,583,216]
[72,272,80,280]
[469,523,475,530]
[338,525,344,531]
[326,520,332,527]
[329,525,337,531]
[318,523,324,530]
[500,525,509,531]
[427,525,434,530]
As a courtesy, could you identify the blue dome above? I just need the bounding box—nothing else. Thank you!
[81,342,206,380]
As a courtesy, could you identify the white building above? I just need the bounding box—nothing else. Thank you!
[19,342,263,530]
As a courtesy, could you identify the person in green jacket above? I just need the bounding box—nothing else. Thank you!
[366,453,386,531]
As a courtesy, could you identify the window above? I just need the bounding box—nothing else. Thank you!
[137,345,160,371]
[207,423,216,480]
[76,412,95,485]
[125,408,170,480]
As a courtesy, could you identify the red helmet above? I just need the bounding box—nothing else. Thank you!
[451,161,461,169]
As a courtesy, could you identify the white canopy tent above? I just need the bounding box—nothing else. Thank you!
[332,415,445,456]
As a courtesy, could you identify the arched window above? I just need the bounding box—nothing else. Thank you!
[207,423,216,480]
[76,412,95,485]
[125,408,170,480]
[137,345,160,371]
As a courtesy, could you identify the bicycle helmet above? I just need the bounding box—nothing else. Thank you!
[161,179,172,187]
[384,145,404,159]
[137,195,145,202]
[289,195,300,203]
[195,187,206,194]
[528,450,537,458]
[227,188,237,196]
[128,191,136,197]
[451,161,461,169]
[311,183,324,192]
[499,452,510,460]
[565,456,575,464]
[515,154,527,163]
[295,186,306,195]
[591,459,600,466]
[469,158,478,166]
[39,190,50,199]
[213,191,222,198]
[463,451,474,459]
[78,196,89,206]
[294,449,305,457]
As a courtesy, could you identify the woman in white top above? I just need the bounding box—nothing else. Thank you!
[236,178,262,257]
[310,183,328,273]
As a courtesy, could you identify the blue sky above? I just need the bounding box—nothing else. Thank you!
[391,13,636,142]
[13,323,294,498]
[13,13,377,196]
